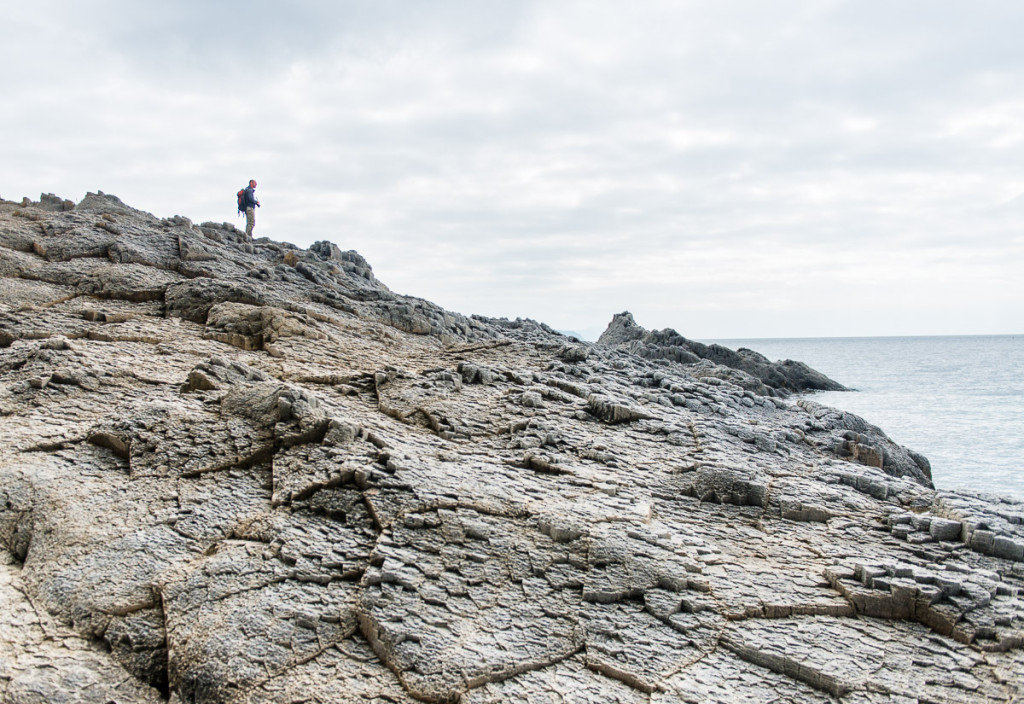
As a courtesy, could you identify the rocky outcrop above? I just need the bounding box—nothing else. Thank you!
[1,193,1022,703]
[597,311,847,395]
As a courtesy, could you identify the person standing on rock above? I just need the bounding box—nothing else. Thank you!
[242,179,260,239]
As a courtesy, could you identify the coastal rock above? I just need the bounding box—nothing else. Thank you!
[1,193,1022,703]
[597,311,848,394]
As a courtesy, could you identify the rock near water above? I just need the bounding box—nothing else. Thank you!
[596,311,849,395]
[1,192,1022,704]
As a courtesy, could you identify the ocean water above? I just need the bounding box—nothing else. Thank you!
[703,335,1024,500]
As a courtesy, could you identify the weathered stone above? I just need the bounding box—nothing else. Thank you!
[930,516,964,541]
[587,393,652,424]
[596,311,847,394]
[1,195,1022,703]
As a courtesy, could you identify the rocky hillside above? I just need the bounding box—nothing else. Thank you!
[1,192,1022,704]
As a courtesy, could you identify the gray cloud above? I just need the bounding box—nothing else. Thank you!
[2,0,1022,339]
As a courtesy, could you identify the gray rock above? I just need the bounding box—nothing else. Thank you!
[596,311,847,394]
[1,195,1022,703]
[929,516,963,542]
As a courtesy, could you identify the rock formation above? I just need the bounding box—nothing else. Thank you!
[1,192,1022,704]
[597,311,848,395]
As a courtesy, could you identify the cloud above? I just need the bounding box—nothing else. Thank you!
[2,0,1022,338]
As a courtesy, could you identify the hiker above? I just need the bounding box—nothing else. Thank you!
[241,179,260,239]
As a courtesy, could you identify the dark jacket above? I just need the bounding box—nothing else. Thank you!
[243,186,259,209]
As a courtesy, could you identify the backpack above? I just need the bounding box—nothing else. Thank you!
[237,188,246,215]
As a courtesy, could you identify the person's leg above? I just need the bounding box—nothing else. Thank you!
[245,207,255,238]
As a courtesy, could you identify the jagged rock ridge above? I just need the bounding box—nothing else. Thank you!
[1,192,1022,704]
[597,311,848,395]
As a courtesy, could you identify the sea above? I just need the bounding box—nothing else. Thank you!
[702,335,1024,501]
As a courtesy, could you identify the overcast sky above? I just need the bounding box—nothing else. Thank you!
[3,1,1022,340]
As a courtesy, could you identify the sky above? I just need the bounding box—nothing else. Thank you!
[2,1,1023,341]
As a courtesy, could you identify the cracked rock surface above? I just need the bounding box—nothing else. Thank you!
[2,192,1023,703]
